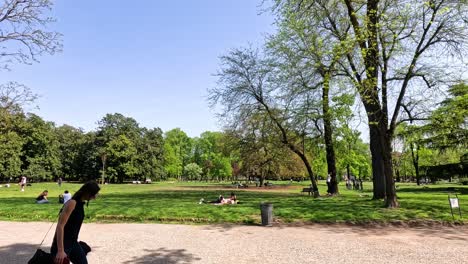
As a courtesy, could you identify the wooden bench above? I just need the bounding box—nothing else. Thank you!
[301,188,312,196]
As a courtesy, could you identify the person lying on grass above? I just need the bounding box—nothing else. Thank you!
[200,192,238,205]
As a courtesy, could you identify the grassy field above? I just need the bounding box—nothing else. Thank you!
[0,181,466,225]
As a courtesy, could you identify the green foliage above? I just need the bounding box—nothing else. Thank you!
[0,132,23,178]
[105,135,138,183]
[163,128,192,179]
[425,83,468,150]
[184,163,202,180]
[21,114,61,181]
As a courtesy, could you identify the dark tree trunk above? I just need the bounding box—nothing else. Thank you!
[369,124,386,199]
[383,132,398,207]
[291,146,319,197]
[322,72,338,195]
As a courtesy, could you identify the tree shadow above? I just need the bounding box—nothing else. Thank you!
[122,247,201,264]
[396,186,468,194]
[0,243,49,264]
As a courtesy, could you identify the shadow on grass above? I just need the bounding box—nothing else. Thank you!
[122,248,201,264]
[0,243,45,263]
[396,186,468,194]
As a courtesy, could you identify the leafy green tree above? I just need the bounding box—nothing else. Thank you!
[0,131,23,180]
[184,163,203,180]
[272,0,468,207]
[21,114,61,181]
[55,125,86,180]
[105,135,138,183]
[425,83,468,150]
[137,128,165,181]
[163,128,192,180]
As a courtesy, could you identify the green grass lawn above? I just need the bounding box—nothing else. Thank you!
[0,181,466,225]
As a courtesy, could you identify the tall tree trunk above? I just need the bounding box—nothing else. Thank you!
[322,72,338,195]
[369,123,386,199]
[289,145,319,197]
[382,131,398,207]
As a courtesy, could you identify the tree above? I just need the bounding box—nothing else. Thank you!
[184,163,203,180]
[0,131,23,180]
[55,125,86,180]
[137,128,165,181]
[210,47,320,196]
[105,135,138,183]
[21,114,61,181]
[424,83,468,149]
[163,128,192,180]
[273,0,468,207]
[268,4,353,194]
[0,0,62,69]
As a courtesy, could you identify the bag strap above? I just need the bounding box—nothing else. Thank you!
[39,222,55,246]
[38,210,62,246]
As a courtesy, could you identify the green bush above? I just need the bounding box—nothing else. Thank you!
[459,178,468,185]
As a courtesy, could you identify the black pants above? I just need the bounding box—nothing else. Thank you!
[51,240,88,264]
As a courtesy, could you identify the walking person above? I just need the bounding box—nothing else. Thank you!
[51,181,100,264]
[58,177,63,187]
[19,176,27,192]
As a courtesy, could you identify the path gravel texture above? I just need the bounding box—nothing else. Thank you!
[0,221,467,264]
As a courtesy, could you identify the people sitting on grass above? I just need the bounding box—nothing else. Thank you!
[59,190,72,204]
[36,190,49,204]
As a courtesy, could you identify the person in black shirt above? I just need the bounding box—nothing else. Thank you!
[51,181,100,264]
[36,190,49,204]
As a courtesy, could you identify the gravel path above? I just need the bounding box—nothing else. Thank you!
[1,221,467,264]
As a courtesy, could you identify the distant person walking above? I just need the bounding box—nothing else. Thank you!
[19,176,27,192]
[51,181,100,264]
[58,177,63,187]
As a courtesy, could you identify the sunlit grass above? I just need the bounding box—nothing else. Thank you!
[0,181,466,224]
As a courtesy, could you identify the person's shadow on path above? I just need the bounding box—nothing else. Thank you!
[0,243,49,263]
[123,247,201,264]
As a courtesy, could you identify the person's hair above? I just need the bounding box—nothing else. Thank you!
[42,190,48,194]
[72,181,100,201]
[64,190,69,194]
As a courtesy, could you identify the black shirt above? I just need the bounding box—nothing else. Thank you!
[52,198,85,250]
[36,195,46,201]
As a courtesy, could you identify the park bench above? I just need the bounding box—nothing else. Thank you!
[301,187,312,196]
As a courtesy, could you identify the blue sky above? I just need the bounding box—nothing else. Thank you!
[1,0,275,137]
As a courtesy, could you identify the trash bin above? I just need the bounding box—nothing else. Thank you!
[260,202,273,226]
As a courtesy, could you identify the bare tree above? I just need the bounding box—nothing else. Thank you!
[210,47,320,196]
[0,0,62,69]
[0,81,37,113]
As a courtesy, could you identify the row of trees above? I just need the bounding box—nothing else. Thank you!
[210,0,467,206]
[0,92,373,184]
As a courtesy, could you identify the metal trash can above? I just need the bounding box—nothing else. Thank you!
[260,202,273,226]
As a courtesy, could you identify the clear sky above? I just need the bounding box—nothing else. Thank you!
[1,0,275,137]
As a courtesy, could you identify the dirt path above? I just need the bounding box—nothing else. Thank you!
[1,221,467,264]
